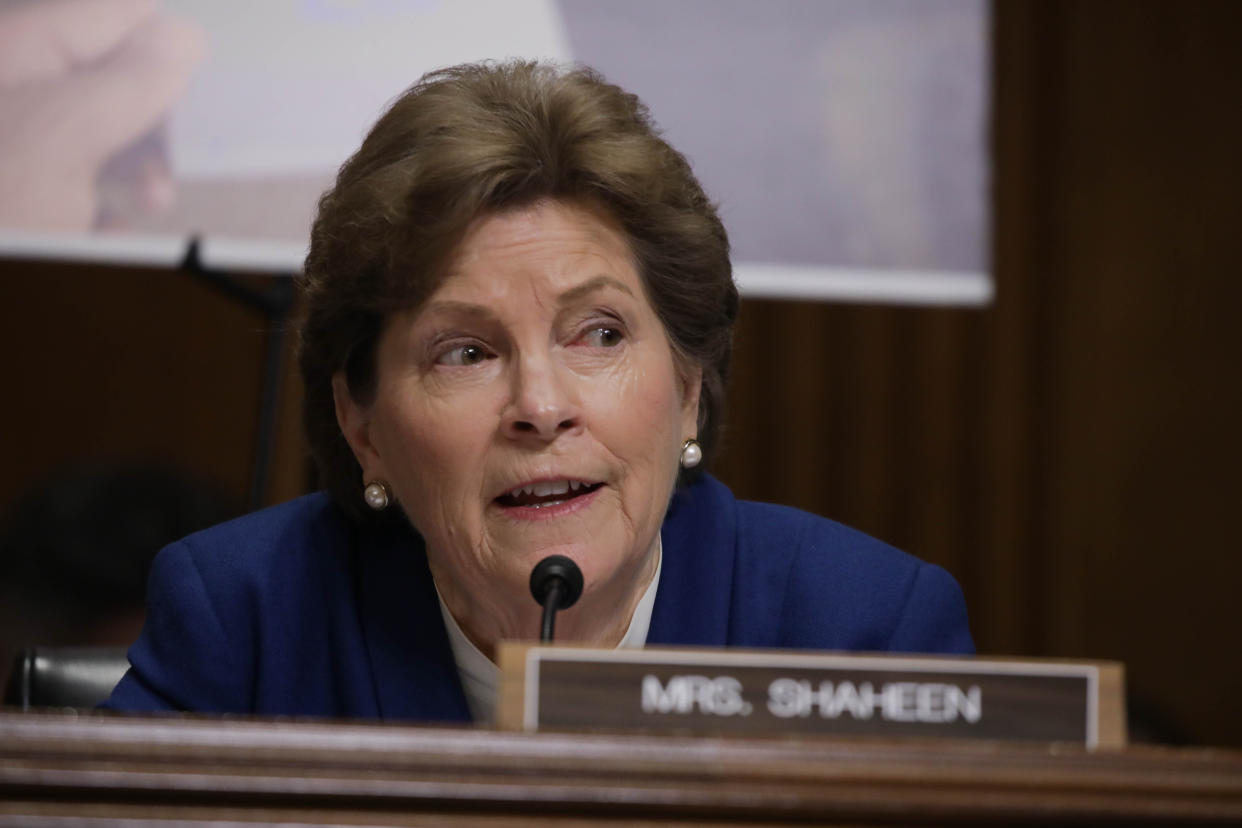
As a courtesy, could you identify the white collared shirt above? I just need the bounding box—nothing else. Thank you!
[435,539,663,724]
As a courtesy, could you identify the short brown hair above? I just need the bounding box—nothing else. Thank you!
[298,60,737,520]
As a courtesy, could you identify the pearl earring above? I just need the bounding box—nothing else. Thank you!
[363,480,391,511]
[680,439,702,469]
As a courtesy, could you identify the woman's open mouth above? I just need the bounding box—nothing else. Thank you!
[495,479,603,510]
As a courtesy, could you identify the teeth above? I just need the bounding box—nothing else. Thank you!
[532,480,570,497]
[506,480,586,499]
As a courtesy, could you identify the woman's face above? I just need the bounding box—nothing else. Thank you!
[336,199,700,647]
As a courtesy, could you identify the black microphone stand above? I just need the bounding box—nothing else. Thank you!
[180,237,295,512]
[540,580,567,642]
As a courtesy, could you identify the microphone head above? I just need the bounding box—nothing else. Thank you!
[529,554,584,610]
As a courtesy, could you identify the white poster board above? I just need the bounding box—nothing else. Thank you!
[0,0,989,305]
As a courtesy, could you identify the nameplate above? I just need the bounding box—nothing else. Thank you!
[496,644,1126,749]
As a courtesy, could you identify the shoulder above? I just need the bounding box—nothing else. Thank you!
[105,493,366,713]
[174,492,351,569]
[740,497,973,654]
[671,476,973,655]
[672,474,918,585]
[149,493,356,593]
[735,496,920,590]
[145,492,364,632]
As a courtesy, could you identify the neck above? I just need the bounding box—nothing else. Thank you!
[434,539,661,662]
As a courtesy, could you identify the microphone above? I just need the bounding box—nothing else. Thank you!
[529,555,584,642]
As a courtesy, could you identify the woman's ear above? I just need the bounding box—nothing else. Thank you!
[333,372,385,480]
[680,364,703,440]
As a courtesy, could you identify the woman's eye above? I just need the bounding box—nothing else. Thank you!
[581,326,624,347]
[435,343,489,366]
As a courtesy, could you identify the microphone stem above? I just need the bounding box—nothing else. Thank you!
[540,580,565,642]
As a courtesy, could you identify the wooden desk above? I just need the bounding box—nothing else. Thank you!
[2,710,1239,825]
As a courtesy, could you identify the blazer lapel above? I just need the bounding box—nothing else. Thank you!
[356,520,471,723]
[648,475,735,647]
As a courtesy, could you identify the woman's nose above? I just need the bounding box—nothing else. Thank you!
[501,354,583,441]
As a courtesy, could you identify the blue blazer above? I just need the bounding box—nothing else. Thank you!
[104,475,973,721]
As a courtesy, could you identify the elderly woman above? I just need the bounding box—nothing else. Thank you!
[105,61,971,723]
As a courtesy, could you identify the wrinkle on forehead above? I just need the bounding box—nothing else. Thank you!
[441,199,640,292]
[415,276,637,328]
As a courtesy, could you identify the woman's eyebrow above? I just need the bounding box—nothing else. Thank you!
[415,275,634,324]
[557,275,635,305]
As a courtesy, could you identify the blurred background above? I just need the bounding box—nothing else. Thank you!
[1,0,1239,747]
